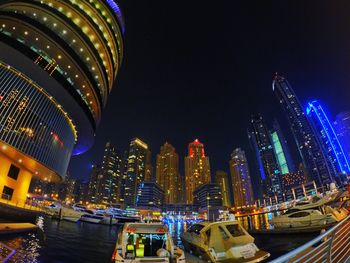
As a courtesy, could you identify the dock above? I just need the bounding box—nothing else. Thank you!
[0,223,38,235]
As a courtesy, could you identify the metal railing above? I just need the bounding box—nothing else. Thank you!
[270,215,350,263]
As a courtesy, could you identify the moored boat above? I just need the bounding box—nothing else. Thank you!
[270,209,332,228]
[51,207,85,222]
[80,212,118,225]
[180,220,270,262]
[80,214,104,224]
[112,222,185,262]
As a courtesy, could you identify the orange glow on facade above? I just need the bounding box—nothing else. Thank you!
[185,139,211,204]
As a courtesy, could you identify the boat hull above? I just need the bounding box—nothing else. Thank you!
[181,234,270,263]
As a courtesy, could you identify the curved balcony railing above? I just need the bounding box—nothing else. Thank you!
[271,215,350,263]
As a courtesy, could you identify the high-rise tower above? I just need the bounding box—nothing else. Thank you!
[229,148,254,208]
[0,1,124,202]
[215,170,231,207]
[334,112,350,163]
[87,164,101,204]
[185,139,211,204]
[124,138,151,207]
[156,143,179,204]
[273,74,332,188]
[306,101,349,184]
[249,114,283,199]
[96,142,121,204]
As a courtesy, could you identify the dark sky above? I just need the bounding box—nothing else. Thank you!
[69,1,350,189]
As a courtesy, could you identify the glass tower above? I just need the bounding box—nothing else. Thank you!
[96,142,122,204]
[306,101,350,184]
[272,74,332,188]
[124,138,151,207]
[229,148,254,207]
[334,112,350,164]
[249,114,283,199]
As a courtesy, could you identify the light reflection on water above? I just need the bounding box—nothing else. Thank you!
[238,212,277,230]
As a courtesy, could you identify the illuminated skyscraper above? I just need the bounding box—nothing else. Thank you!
[156,143,179,204]
[124,138,151,207]
[95,142,121,204]
[0,1,124,202]
[270,120,295,175]
[273,74,332,188]
[229,148,254,207]
[87,164,101,204]
[334,112,350,163]
[249,114,283,199]
[136,182,164,210]
[215,170,231,207]
[185,139,211,204]
[117,150,129,203]
[306,101,350,184]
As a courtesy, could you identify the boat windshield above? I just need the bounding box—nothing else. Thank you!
[225,224,246,237]
[126,233,167,258]
[282,209,300,215]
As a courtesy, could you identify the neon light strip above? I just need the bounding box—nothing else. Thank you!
[104,0,125,33]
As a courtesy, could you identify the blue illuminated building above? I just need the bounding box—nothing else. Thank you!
[334,112,350,164]
[306,100,349,184]
[273,74,332,189]
[248,114,283,200]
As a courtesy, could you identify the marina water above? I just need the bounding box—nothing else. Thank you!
[0,214,318,263]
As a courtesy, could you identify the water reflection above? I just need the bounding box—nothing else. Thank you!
[0,213,318,262]
[238,212,277,230]
[0,217,118,263]
[166,221,187,248]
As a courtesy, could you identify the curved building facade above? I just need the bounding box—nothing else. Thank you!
[0,0,124,202]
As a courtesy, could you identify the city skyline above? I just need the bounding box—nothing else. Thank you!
[68,1,350,190]
[70,74,350,205]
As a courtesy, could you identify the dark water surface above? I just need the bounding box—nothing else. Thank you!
[0,215,318,262]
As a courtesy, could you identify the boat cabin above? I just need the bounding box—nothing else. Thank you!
[118,223,175,260]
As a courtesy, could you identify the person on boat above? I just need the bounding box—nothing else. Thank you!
[126,235,135,258]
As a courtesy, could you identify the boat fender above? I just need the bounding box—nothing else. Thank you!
[157,248,170,257]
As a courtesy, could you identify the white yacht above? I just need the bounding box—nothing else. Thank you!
[80,210,118,225]
[270,209,332,228]
[181,220,270,262]
[112,223,185,262]
[46,203,84,222]
[80,214,104,224]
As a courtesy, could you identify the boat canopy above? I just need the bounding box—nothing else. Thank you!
[201,221,255,254]
[124,223,168,234]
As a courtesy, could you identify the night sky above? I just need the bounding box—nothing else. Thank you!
[69,1,350,194]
